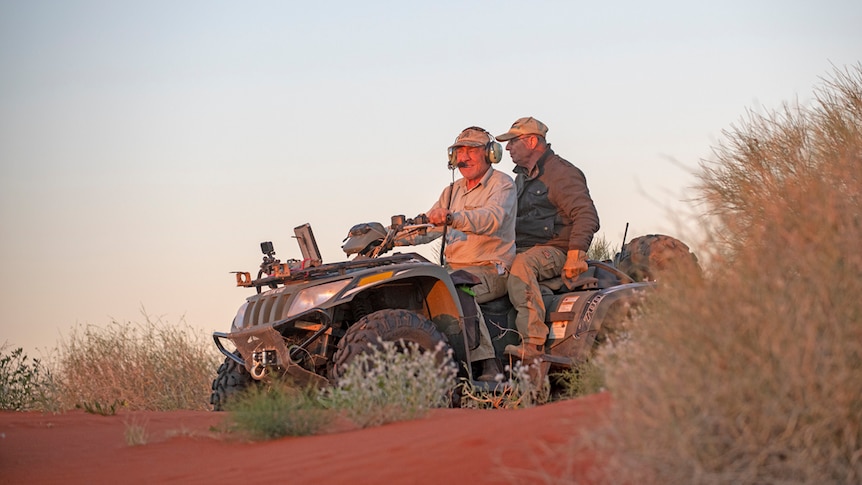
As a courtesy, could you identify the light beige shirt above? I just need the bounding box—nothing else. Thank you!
[399,167,516,270]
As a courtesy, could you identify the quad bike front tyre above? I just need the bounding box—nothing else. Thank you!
[329,309,454,382]
[210,352,255,411]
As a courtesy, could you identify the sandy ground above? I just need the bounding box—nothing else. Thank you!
[0,392,611,484]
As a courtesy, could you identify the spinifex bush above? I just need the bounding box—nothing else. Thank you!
[324,339,457,428]
[57,314,221,411]
[602,64,862,484]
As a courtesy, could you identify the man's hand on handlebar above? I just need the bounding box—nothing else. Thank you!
[426,208,452,226]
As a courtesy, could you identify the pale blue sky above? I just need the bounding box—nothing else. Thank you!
[2,1,860,354]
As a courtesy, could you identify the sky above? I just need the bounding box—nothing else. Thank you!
[1,0,860,357]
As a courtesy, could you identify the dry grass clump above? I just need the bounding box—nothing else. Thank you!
[56,314,221,411]
[601,64,862,484]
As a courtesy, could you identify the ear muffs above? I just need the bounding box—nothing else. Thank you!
[487,138,502,164]
[447,126,502,169]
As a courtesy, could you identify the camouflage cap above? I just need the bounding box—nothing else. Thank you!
[495,117,549,141]
[448,127,491,150]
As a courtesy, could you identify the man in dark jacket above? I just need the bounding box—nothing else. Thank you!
[496,117,600,360]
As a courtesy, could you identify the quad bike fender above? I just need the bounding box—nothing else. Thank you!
[545,282,652,364]
[229,261,463,335]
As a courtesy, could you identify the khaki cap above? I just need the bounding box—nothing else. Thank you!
[448,127,491,150]
[495,117,548,141]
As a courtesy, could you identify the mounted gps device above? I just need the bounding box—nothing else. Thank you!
[294,223,322,266]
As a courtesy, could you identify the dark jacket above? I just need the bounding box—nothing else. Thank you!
[513,146,600,253]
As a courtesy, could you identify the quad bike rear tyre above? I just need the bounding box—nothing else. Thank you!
[210,352,255,411]
[617,234,700,282]
[329,309,453,382]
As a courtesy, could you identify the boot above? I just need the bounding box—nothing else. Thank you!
[476,358,503,382]
[504,343,544,361]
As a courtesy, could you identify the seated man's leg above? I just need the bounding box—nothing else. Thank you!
[507,246,567,351]
[462,264,508,304]
[455,265,508,380]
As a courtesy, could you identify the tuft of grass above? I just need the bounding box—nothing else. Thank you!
[587,233,617,262]
[323,339,457,428]
[600,64,862,484]
[55,312,221,411]
[123,416,149,446]
[226,382,331,439]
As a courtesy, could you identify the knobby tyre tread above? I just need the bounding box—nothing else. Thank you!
[210,352,254,411]
[329,309,451,382]
[618,234,700,282]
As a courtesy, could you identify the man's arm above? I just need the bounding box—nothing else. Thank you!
[549,162,599,252]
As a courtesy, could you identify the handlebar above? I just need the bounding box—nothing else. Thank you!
[369,216,435,259]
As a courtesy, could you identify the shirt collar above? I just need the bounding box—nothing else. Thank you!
[462,166,495,192]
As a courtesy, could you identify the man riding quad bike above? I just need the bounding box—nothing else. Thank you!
[210,217,696,409]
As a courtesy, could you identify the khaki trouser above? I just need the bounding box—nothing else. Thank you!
[448,263,508,361]
[506,246,567,345]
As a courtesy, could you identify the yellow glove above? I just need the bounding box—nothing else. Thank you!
[562,249,588,279]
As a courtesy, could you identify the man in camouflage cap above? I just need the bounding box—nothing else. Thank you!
[397,126,516,381]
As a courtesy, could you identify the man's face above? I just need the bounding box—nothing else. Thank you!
[453,146,491,182]
[506,135,533,168]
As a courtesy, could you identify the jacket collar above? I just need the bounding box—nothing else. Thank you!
[513,145,554,180]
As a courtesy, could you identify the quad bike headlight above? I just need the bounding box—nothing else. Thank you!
[286,279,351,318]
[232,301,250,331]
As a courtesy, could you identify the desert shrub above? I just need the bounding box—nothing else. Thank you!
[55,314,221,411]
[550,360,606,400]
[323,339,457,428]
[0,345,58,411]
[226,382,331,439]
[602,64,862,484]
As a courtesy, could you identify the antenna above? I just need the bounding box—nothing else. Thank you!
[621,222,629,250]
[615,222,630,267]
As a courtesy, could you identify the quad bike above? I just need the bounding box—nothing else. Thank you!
[210,216,696,410]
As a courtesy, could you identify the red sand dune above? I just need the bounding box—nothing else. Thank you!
[0,391,611,484]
